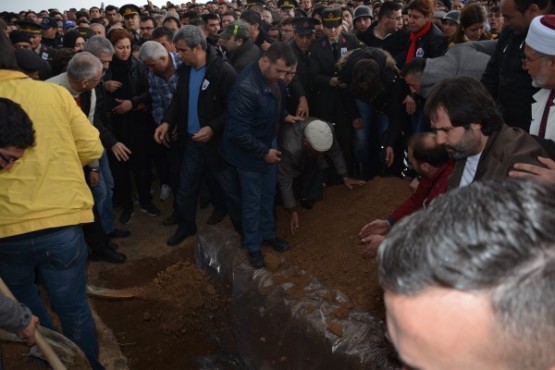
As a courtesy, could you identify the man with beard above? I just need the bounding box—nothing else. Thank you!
[480,0,552,130]
[425,76,546,189]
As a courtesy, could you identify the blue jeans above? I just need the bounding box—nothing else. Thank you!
[176,138,242,235]
[237,166,277,253]
[353,99,390,178]
[0,226,103,370]
[91,151,115,234]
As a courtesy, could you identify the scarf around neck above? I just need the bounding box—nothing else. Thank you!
[405,21,433,64]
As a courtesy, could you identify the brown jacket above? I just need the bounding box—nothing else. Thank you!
[447,124,547,189]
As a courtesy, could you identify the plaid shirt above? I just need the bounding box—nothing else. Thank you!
[149,52,182,125]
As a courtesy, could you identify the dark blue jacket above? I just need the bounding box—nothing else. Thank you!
[221,61,288,172]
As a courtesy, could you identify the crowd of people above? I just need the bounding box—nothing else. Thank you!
[1,0,555,368]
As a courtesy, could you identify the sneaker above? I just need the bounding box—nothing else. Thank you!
[248,251,265,269]
[119,209,134,225]
[140,202,160,216]
[159,184,171,201]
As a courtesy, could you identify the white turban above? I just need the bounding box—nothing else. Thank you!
[526,15,555,56]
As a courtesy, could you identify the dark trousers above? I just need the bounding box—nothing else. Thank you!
[175,137,242,234]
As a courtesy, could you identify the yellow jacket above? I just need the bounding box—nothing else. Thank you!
[0,70,103,238]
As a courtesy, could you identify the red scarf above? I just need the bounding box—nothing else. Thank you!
[405,21,433,64]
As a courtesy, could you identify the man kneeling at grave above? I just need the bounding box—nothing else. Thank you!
[278,117,364,235]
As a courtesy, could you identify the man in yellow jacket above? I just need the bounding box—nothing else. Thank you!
[0,32,104,369]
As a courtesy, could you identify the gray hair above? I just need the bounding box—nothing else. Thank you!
[379,179,555,369]
[138,40,168,62]
[83,35,115,57]
[173,25,207,50]
[66,52,102,81]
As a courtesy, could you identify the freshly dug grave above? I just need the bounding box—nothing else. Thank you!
[1,177,411,369]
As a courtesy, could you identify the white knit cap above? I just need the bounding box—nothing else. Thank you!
[526,15,555,56]
[304,120,333,152]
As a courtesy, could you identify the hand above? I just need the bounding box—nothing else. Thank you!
[361,235,385,259]
[111,142,132,161]
[343,177,365,189]
[290,211,299,235]
[104,80,122,93]
[359,219,390,240]
[409,177,420,192]
[264,148,282,163]
[154,123,170,147]
[284,114,303,124]
[171,125,179,141]
[18,315,39,346]
[296,97,309,118]
[88,171,100,187]
[261,40,271,51]
[112,99,132,114]
[192,126,214,143]
[352,118,363,129]
[330,77,340,87]
[403,94,416,115]
[385,146,394,167]
[509,156,555,185]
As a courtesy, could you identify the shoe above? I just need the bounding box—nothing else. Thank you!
[89,246,126,264]
[248,251,265,269]
[108,228,131,239]
[106,241,119,251]
[206,208,227,225]
[162,212,178,226]
[263,238,289,252]
[166,229,195,246]
[119,209,134,225]
[159,184,171,201]
[299,199,315,210]
[140,202,160,216]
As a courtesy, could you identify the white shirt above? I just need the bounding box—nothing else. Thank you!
[530,88,555,140]
[459,152,482,187]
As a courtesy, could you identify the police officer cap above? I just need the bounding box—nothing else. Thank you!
[17,20,45,34]
[291,17,319,35]
[119,4,140,17]
[321,7,342,28]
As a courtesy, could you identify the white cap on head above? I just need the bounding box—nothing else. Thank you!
[526,15,555,56]
[304,119,333,152]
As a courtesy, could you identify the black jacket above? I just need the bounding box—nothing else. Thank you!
[338,47,407,147]
[163,46,237,153]
[227,39,262,73]
[481,26,537,131]
[399,23,447,68]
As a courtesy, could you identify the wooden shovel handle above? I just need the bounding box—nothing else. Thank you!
[0,277,66,370]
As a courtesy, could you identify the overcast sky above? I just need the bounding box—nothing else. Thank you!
[2,0,206,13]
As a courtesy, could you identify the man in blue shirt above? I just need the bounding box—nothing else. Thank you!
[153,26,241,246]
